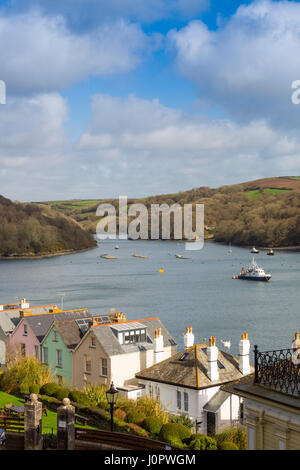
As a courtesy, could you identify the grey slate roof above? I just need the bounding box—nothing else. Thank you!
[25,309,91,343]
[136,343,254,390]
[91,317,177,357]
[221,374,300,410]
[54,319,86,350]
[0,305,56,335]
[203,390,230,412]
[0,312,20,335]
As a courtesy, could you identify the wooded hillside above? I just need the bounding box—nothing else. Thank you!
[35,177,300,248]
[0,195,97,257]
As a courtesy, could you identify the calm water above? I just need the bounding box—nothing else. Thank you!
[1,239,300,358]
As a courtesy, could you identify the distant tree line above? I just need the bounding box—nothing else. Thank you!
[38,183,300,248]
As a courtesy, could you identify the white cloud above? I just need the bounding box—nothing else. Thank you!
[2,91,300,202]
[0,10,149,93]
[10,0,209,27]
[0,92,73,200]
[168,0,300,128]
[75,94,300,195]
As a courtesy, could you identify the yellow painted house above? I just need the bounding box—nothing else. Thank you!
[222,333,300,450]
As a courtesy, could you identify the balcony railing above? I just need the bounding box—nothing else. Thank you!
[254,345,300,396]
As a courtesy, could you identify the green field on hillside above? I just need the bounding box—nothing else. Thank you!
[247,188,291,200]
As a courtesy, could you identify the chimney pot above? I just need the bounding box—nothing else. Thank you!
[239,332,251,375]
[184,326,194,349]
[153,328,164,364]
[207,337,219,381]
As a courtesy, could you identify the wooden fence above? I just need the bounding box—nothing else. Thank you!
[0,415,24,433]
[75,427,180,451]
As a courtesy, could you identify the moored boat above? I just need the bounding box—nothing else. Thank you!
[267,249,274,256]
[131,254,148,259]
[251,246,259,254]
[237,257,271,282]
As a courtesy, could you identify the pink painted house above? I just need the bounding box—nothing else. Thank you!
[9,309,91,361]
[9,314,55,360]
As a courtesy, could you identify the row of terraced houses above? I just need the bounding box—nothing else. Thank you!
[1,298,300,447]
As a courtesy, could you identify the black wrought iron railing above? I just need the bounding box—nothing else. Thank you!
[254,345,300,396]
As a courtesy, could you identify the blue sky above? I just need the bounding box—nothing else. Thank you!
[1,0,300,201]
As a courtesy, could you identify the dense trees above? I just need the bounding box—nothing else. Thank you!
[0,196,96,256]
[37,178,300,248]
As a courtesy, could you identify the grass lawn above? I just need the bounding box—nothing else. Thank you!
[0,391,98,435]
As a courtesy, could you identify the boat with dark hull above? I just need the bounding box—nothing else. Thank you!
[237,257,271,282]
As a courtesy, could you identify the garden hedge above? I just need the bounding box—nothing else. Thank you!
[159,423,191,447]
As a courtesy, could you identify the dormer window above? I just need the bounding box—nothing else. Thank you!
[120,328,146,345]
[111,322,147,345]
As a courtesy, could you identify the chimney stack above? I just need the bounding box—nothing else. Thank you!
[153,328,164,364]
[207,336,219,382]
[292,332,300,351]
[20,298,30,309]
[239,332,250,375]
[291,332,300,365]
[184,327,194,349]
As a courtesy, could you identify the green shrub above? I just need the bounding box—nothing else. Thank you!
[0,357,53,393]
[125,422,149,437]
[83,385,108,409]
[142,417,163,436]
[186,434,218,450]
[40,382,61,397]
[126,411,146,424]
[19,384,30,394]
[135,396,169,423]
[53,387,71,401]
[69,390,91,406]
[215,427,246,450]
[169,413,194,429]
[159,423,191,446]
[219,441,239,450]
[29,384,40,394]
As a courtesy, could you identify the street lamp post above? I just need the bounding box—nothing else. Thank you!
[106,382,119,432]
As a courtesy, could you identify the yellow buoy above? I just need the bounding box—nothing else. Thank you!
[159,268,164,274]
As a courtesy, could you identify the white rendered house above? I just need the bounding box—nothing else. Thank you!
[136,329,253,435]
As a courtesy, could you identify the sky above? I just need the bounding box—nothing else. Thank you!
[1,0,300,201]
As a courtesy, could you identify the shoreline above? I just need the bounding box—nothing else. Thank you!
[4,237,299,260]
[211,239,300,252]
[0,245,97,260]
